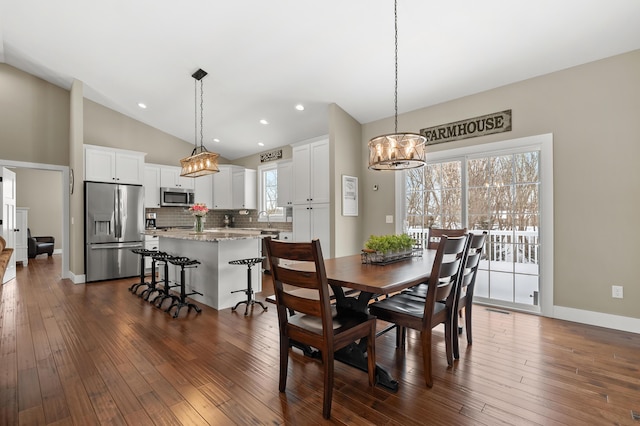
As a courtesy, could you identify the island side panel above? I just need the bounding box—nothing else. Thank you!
[158,236,261,310]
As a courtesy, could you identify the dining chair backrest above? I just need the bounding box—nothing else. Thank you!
[459,232,487,301]
[421,235,468,331]
[265,238,333,335]
[427,228,468,250]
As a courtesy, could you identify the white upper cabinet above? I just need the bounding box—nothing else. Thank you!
[212,165,256,210]
[160,166,195,190]
[232,167,256,209]
[84,145,145,185]
[292,138,329,205]
[194,174,214,208]
[143,165,161,208]
[276,160,293,206]
[212,165,233,209]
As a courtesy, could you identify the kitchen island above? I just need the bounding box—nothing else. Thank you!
[151,228,264,311]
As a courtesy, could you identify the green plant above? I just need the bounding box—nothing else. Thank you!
[364,233,414,253]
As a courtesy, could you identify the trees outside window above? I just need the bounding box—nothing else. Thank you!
[258,163,284,220]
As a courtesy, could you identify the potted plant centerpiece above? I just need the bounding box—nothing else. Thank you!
[362,233,416,264]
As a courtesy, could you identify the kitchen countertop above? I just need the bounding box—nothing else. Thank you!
[145,228,274,242]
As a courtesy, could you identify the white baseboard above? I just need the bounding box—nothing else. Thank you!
[69,271,85,284]
[553,305,640,334]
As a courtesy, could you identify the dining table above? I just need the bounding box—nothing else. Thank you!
[293,249,437,391]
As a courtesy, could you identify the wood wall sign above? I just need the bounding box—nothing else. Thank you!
[260,149,282,162]
[420,109,512,145]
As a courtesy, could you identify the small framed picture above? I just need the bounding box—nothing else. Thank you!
[342,175,358,216]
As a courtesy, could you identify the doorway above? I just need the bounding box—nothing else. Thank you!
[0,159,69,280]
[397,134,554,316]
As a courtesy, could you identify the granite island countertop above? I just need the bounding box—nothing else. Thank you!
[144,228,271,242]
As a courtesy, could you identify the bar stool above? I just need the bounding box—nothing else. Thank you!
[129,248,158,295]
[229,257,267,316]
[166,256,203,318]
[151,252,180,309]
[139,251,170,306]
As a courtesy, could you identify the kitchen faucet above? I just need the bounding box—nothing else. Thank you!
[258,210,271,228]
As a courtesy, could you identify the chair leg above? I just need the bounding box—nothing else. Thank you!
[421,331,433,388]
[395,325,406,348]
[322,347,335,419]
[465,302,473,345]
[279,333,289,393]
[367,325,377,388]
[444,319,454,366]
[453,314,461,360]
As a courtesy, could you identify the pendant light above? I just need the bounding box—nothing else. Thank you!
[368,0,426,171]
[180,68,220,177]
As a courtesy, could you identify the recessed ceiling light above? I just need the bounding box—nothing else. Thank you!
[258,142,264,147]
[295,104,304,111]
[260,119,269,125]
[138,102,147,109]
[213,138,220,143]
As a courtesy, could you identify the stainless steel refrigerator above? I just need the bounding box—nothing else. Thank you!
[85,181,144,282]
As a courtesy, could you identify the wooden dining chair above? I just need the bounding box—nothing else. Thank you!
[426,227,467,249]
[368,235,468,387]
[400,227,468,299]
[264,237,377,419]
[453,231,487,359]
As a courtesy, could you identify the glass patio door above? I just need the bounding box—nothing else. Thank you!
[405,149,541,312]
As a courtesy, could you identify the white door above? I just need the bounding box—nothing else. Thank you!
[1,167,17,283]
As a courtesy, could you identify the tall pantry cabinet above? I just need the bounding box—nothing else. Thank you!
[292,138,330,253]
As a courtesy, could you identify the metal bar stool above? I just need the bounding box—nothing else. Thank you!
[229,257,268,316]
[166,256,203,318]
[151,252,180,309]
[129,248,158,295]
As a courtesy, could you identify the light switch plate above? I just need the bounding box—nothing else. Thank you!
[385,215,393,224]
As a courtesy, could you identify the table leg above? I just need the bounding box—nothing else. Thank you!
[331,287,399,392]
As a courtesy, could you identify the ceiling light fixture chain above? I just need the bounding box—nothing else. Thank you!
[394,0,398,135]
[199,77,204,146]
[180,68,220,177]
[367,0,426,171]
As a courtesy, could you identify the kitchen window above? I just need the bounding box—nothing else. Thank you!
[258,163,285,221]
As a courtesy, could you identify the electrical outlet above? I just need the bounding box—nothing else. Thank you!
[612,285,624,299]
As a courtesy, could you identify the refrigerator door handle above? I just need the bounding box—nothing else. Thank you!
[89,242,143,250]
[114,187,122,239]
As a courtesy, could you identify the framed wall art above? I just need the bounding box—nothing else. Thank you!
[342,175,358,216]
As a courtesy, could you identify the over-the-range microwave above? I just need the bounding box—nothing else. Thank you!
[160,187,195,207]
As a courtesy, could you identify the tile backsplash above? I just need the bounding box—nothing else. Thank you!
[148,207,293,232]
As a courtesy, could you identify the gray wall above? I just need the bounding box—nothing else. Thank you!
[15,168,63,249]
[362,49,640,320]
[0,64,69,165]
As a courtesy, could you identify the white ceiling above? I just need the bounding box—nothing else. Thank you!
[2,1,640,160]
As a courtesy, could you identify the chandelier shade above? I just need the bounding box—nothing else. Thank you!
[368,132,426,170]
[368,0,426,171]
[180,68,220,177]
[180,146,220,177]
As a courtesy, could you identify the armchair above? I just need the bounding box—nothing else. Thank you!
[27,228,55,258]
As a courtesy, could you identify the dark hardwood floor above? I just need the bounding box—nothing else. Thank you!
[1,256,639,425]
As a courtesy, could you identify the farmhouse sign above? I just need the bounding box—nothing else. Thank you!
[420,110,512,145]
[260,149,282,163]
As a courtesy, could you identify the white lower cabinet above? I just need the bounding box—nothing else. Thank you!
[144,234,159,271]
[292,203,330,252]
